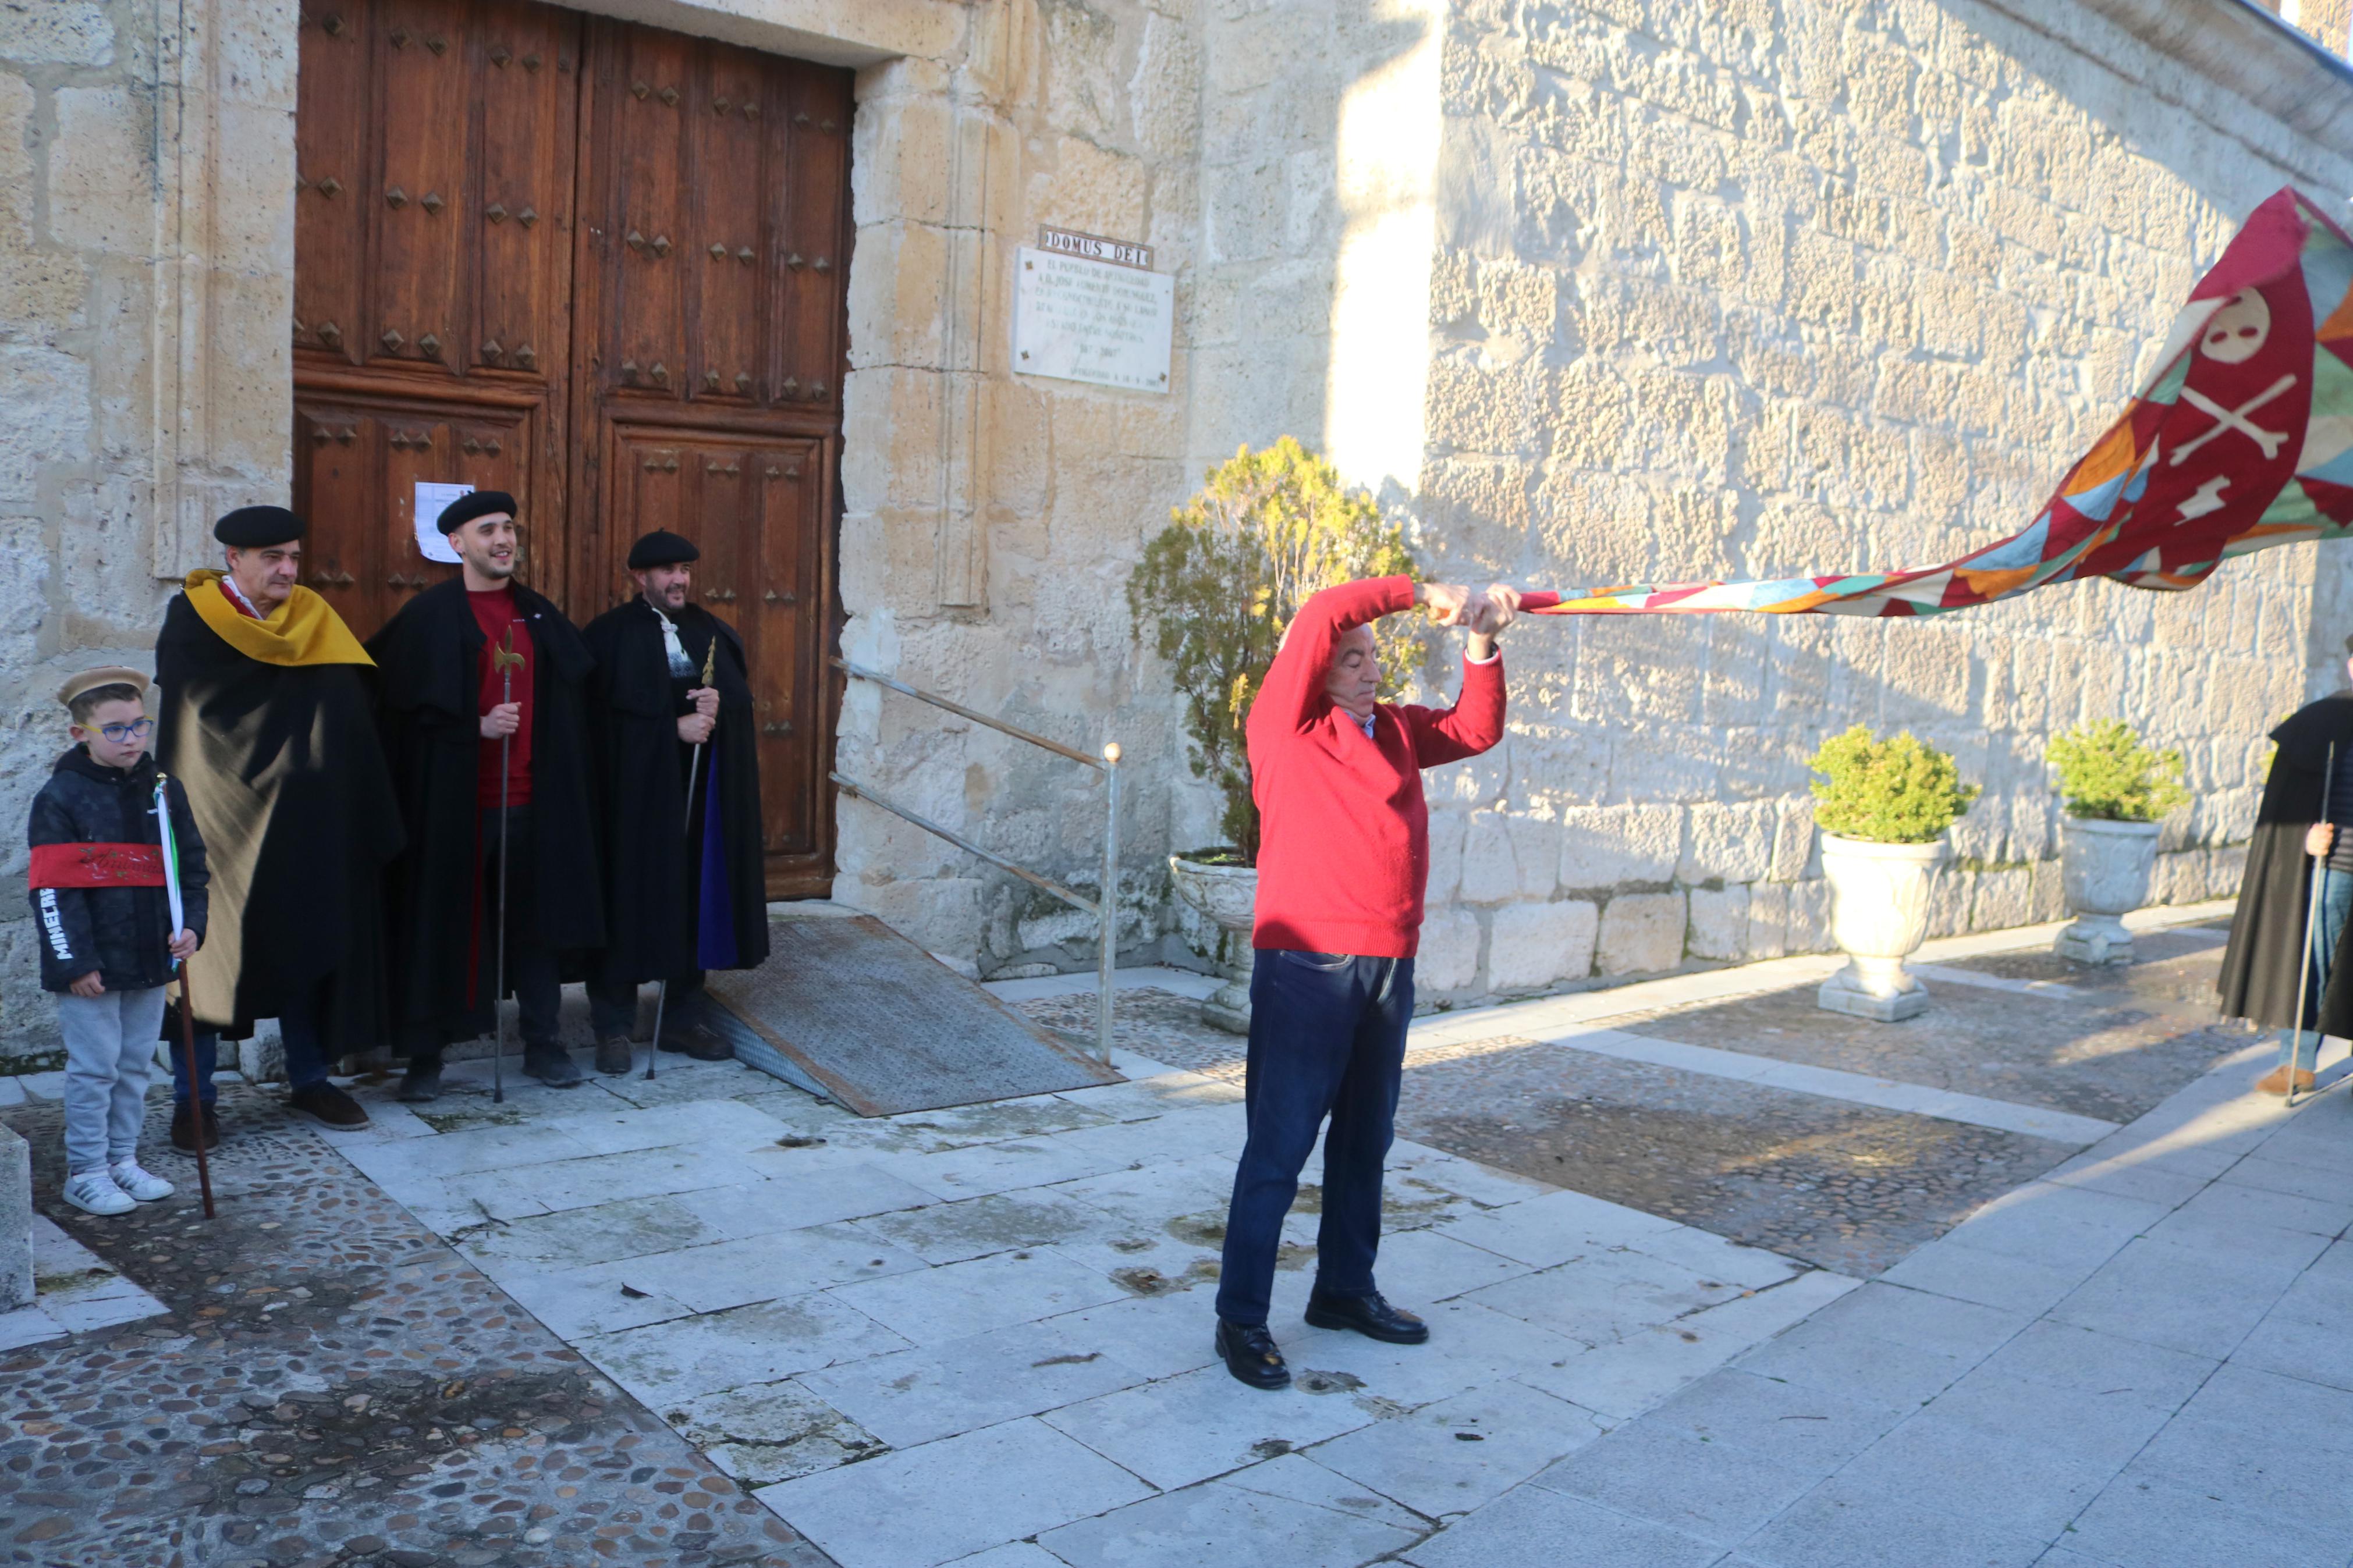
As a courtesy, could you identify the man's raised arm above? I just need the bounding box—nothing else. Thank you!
[1250,577,1475,738]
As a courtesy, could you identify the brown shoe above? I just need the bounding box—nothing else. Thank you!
[286,1080,371,1129]
[2255,1065,2317,1096]
[170,1102,221,1154]
[663,1020,732,1062]
[595,1034,634,1075]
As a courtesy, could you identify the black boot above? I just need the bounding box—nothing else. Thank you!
[1304,1288,1429,1344]
[396,1062,443,1103]
[1215,1319,1291,1390]
[522,1045,584,1087]
[170,1101,221,1153]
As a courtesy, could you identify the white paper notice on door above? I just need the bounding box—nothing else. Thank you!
[413,481,470,564]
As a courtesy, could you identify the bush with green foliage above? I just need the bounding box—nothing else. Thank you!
[1127,437,1421,864]
[2046,720,2190,822]
[1809,725,1980,844]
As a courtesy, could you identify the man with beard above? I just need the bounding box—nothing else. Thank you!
[367,491,603,1098]
[155,505,402,1137]
[580,530,769,1072]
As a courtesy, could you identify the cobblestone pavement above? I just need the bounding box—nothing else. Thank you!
[0,1083,831,1568]
[1612,932,2248,1127]
[1020,930,2254,1281]
[1393,1037,2075,1276]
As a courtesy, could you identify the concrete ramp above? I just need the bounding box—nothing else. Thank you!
[706,915,1122,1115]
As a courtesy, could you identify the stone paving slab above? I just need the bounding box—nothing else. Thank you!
[1393,1039,2353,1568]
[305,1030,1857,1568]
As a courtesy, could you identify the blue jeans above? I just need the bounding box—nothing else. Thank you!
[2282,865,2353,1071]
[1216,950,1414,1329]
[169,981,333,1105]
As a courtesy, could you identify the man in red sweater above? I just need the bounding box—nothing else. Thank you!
[1215,575,1517,1389]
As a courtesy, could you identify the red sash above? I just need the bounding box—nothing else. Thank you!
[29,842,165,888]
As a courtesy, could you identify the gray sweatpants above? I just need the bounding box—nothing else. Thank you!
[56,986,167,1175]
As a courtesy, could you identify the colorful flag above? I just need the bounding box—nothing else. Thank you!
[1521,187,2353,620]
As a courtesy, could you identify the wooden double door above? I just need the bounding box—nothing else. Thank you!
[292,0,849,896]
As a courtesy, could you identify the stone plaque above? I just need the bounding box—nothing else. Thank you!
[1012,244,1173,393]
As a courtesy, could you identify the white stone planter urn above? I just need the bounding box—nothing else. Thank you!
[1816,832,1948,1022]
[2054,816,2162,965]
[1168,854,1257,1034]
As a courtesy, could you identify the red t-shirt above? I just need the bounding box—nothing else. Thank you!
[469,587,534,808]
[1246,576,1506,958]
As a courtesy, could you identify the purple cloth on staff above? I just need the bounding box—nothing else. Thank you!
[696,756,737,970]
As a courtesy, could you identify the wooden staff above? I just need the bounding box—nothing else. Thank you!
[647,638,718,1082]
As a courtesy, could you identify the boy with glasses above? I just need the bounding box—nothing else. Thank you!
[27,669,207,1215]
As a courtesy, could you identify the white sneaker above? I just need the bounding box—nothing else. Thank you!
[108,1159,174,1202]
[62,1170,135,1216]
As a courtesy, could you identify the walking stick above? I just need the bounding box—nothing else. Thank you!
[647,639,718,1083]
[491,626,527,1105]
[155,773,213,1219]
[2284,741,2337,1109]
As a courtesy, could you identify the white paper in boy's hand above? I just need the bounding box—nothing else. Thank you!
[413,482,471,564]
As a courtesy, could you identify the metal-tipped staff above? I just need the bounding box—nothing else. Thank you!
[155,771,213,1218]
[491,626,527,1105]
[2285,742,2338,1109]
[647,637,719,1082]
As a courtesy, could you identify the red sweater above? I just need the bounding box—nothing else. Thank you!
[1247,576,1506,958]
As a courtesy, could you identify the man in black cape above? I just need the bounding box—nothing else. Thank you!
[367,491,604,1098]
[156,504,401,1137]
[2219,636,2353,1094]
[581,529,770,1072]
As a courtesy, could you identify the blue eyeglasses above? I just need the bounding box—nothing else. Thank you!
[97,719,155,743]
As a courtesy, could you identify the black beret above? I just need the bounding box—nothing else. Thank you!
[627,529,700,569]
[214,506,304,548]
[438,490,518,534]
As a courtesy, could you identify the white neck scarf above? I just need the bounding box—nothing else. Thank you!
[651,600,694,677]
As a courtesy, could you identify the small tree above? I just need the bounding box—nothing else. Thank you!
[2047,720,2190,822]
[1809,725,1979,844]
[1127,437,1421,863]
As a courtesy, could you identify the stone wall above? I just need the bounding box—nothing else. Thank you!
[1375,0,2353,1001]
[0,0,296,1065]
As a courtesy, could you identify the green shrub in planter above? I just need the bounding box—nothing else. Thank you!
[1128,436,1422,863]
[2046,719,2189,822]
[1809,724,1979,844]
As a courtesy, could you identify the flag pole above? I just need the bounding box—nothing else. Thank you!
[155,772,213,1219]
[2285,741,2336,1109]
[647,638,718,1083]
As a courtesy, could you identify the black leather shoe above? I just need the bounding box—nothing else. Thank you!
[659,1021,732,1062]
[170,1102,221,1153]
[396,1064,443,1103]
[1304,1288,1429,1344]
[522,1047,584,1087]
[594,1034,634,1075]
[1215,1319,1291,1391]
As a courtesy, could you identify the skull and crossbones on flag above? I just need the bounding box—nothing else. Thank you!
[1518,187,2353,620]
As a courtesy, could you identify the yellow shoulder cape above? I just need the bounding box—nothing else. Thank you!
[183,569,374,668]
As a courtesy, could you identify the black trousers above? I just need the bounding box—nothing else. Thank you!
[408,805,562,1066]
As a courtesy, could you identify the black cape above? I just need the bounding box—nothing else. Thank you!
[2219,694,2353,1034]
[367,579,605,1044]
[153,593,404,1045]
[581,598,770,982]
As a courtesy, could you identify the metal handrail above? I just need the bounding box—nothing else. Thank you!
[831,657,1121,1065]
